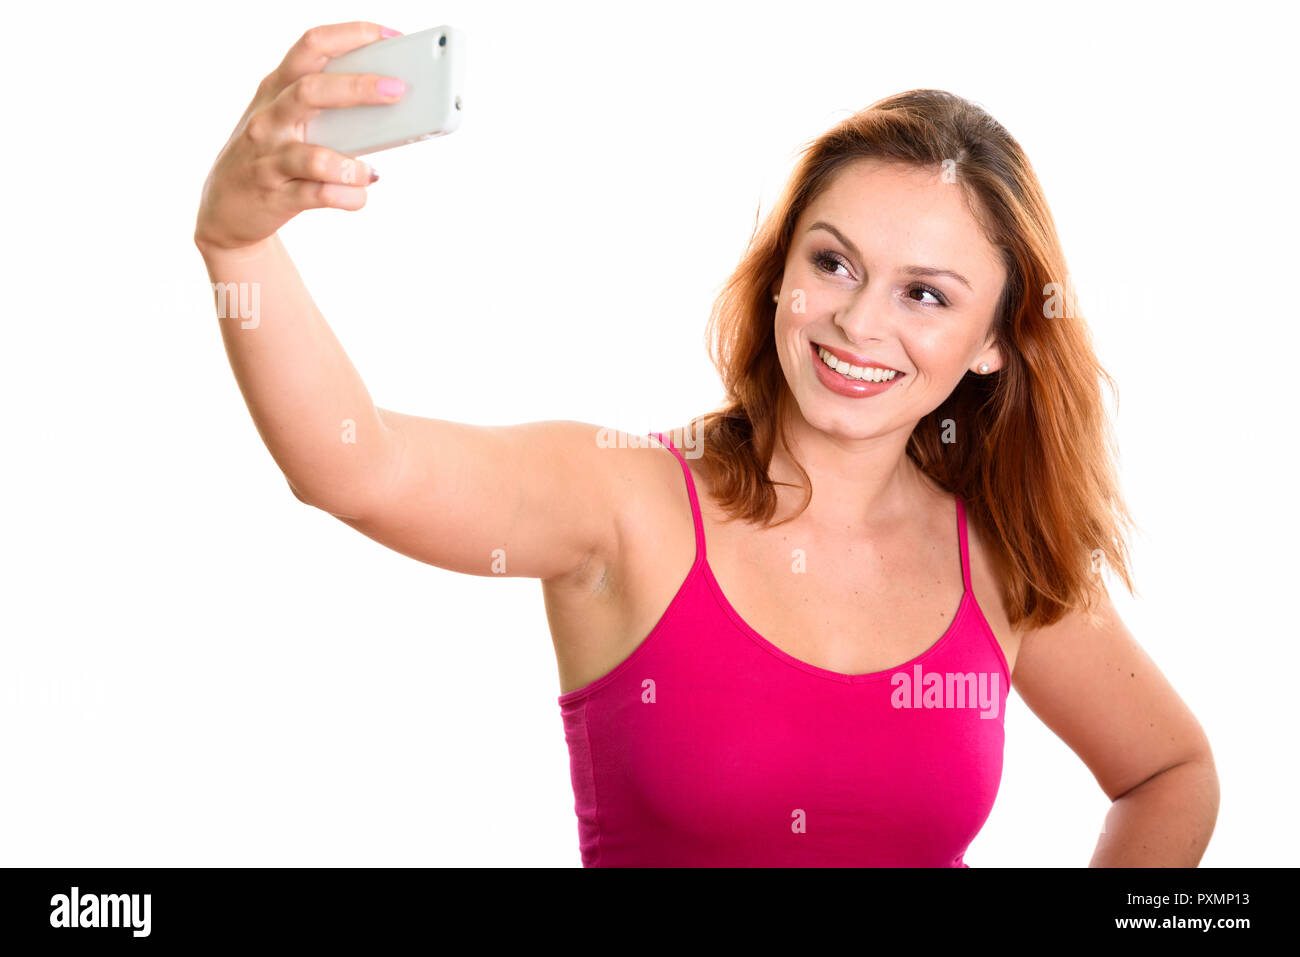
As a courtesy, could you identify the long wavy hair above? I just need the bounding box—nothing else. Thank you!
[682,89,1136,631]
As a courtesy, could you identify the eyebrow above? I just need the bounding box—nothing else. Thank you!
[806,220,973,291]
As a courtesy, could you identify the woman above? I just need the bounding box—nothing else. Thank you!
[195,21,1219,867]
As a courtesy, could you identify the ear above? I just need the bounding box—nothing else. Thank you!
[974,341,1004,374]
[975,312,1005,372]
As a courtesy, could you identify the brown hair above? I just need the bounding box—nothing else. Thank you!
[684,88,1135,631]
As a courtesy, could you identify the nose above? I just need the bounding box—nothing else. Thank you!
[833,285,893,345]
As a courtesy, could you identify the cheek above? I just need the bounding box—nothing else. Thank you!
[902,328,965,378]
[773,314,798,380]
[777,295,820,340]
[775,309,810,357]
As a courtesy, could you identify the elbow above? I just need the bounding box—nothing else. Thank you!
[1109,730,1219,809]
[1192,746,1221,827]
[286,476,312,505]
[1174,749,1220,856]
[285,475,371,521]
[1121,747,1220,829]
[1179,725,1220,823]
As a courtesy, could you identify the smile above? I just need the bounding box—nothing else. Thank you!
[815,346,900,381]
[808,341,906,397]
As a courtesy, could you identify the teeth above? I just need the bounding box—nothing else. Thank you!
[818,347,898,382]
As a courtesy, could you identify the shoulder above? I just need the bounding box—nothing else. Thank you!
[569,425,701,607]
[549,423,699,575]
[539,421,686,494]
[957,497,1023,673]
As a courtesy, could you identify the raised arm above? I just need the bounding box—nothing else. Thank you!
[340,414,634,580]
[195,21,631,582]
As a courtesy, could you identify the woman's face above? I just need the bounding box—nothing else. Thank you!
[774,158,1008,440]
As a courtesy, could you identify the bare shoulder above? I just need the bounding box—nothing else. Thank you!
[542,424,696,591]
[607,428,702,569]
[540,426,700,694]
[959,502,1024,675]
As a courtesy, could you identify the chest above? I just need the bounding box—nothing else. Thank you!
[700,509,968,677]
[566,626,1007,866]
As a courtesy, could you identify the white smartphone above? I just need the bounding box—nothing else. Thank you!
[304,25,466,157]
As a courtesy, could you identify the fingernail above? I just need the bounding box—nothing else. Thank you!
[377,77,405,97]
[369,167,380,184]
[380,26,402,38]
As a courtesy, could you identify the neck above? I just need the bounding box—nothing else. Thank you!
[767,392,936,533]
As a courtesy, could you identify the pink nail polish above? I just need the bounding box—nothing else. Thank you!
[369,168,380,184]
[380,27,402,38]
[377,77,405,97]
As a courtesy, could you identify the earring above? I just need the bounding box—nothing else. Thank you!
[979,363,990,373]
[772,292,779,303]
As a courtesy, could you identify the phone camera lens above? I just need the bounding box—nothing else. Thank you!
[439,35,447,47]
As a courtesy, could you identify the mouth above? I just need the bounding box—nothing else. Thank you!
[810,341,905,383]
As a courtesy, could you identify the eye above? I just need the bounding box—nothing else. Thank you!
[812,248,950,308]
[906,284,949,307]
[812,249,851,277]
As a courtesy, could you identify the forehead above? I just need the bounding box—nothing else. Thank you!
[798,158,1005,284]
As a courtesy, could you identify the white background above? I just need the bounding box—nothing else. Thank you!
[3,0,1296,866]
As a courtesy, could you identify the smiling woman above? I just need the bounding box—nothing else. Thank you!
[545,91,1212,868]
[195,30,1217,868]
[696,95,1135,632]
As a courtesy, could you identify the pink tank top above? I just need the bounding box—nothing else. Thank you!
[557,432,1011,866]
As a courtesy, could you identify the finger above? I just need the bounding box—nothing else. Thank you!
[273,142,377,187]
[268,70,406,129]
[282,179,370,213]
[263,21,401,99]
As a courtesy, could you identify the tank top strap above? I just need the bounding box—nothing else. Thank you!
[652,431,707,563]
[955,494,973,593]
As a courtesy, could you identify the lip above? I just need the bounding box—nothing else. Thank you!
[809,340,905,398]
[812,341,902,373]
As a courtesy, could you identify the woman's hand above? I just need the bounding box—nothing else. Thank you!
[194,21,405,252]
